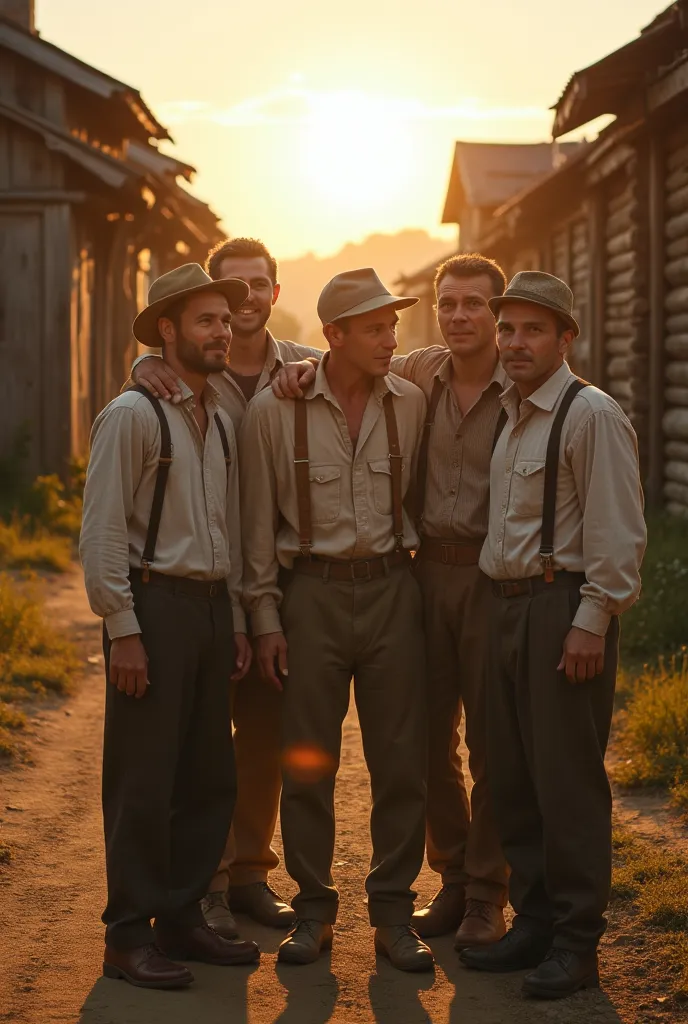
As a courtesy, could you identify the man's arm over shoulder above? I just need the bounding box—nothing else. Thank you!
[218,411,247,635]
[567,393,647,635]
[390,345,448,389]
[79,395,155,638]
[239,395,283,636]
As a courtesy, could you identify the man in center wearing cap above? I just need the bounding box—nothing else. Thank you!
[240,269,433,971]
[460,271,646,999]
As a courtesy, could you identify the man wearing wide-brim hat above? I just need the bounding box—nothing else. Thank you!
[240,268,435,971]
[460,271,646,999]
[80,264,261,990]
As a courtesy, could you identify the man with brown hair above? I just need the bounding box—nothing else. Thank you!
[272,253,511,949]
[127,239,322,937]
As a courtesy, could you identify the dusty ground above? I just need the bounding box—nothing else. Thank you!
[0,567,685,1024]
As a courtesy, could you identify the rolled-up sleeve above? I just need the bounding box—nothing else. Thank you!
[569,409,647,635]
[223,418,247,634]
[79,405,149,639]
[239,401,283,636]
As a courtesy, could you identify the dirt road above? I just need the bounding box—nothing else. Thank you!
[0,569,641,1023]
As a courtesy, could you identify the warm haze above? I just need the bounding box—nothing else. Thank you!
[38,0,665,259]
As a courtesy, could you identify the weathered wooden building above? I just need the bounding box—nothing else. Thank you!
[0,0,223,478]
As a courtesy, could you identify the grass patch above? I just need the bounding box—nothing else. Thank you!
[622,513,688,665]
[0,520,72,572]
[615,654,688,811]
[611,826,688,996]
[0,574,78,759]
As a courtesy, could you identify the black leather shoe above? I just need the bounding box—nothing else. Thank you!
[460,927,552,973]
[522,947,599,999]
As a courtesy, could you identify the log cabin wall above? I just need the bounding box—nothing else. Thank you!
[662,124,688,517]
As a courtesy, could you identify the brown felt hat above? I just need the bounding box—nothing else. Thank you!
[489,270,579,337]
[317,267,419,325]
[133,263,249,348]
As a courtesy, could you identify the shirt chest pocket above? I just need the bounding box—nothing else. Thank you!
[511,459,546,517]
[308,465,341,524]
[368,458,400,516]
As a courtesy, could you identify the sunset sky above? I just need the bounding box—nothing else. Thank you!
[38,0,665,260]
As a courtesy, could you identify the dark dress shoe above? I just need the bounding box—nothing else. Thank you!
[460,926,552,972]
[411,884,466,938]
[156,923,260,965]
[522,947,599,999]
[229,882,297,929]
[103,944,194,989]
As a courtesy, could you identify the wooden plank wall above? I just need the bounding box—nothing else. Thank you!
[662,125,688,517]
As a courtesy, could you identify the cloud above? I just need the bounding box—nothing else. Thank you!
[157,86,547,129]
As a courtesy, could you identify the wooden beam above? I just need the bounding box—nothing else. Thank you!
[648,59,688,113]
[647,131,666,507]
[589,189,607,389]
[0,191,86,203]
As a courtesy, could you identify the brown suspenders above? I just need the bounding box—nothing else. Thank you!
[293,391,406,557]
[133,386,231,582]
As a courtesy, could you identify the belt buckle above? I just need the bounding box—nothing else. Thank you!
[351,560,372,582]
[441,544,451,565]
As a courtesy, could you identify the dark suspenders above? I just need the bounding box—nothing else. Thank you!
[132,385,231,582]
[293,391,406,557]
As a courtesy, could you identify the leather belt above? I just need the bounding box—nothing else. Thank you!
[291,549,411,582]
[129,567,228,599]
[491,571,586,599]
[416,538,483,566]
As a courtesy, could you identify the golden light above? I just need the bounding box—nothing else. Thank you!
[283,743,338,784]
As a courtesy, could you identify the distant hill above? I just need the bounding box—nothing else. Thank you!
[269,230,453,343]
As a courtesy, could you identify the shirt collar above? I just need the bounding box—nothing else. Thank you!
[501,360,573,416]
[308,352,402,402]
[436,350,508,392]
[263,331,282,373]
[178,378,220,408]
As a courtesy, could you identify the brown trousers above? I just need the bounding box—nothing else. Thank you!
[413,559,509,906]
[279,563,427,926]
[487,579,619,950]
[210,652,283,892]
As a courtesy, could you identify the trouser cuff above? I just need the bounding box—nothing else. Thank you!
[228,869,273,888]
[105,921,155,951]
[155,902,205,932]
[292,899,339,925]
[368,901,415,928]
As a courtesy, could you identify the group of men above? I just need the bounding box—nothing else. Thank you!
[79,235,646,1001]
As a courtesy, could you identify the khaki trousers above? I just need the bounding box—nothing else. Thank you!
[279,563,427,926]
[413,559,509,906]
[487,579,619,950]
[210,653,282,892]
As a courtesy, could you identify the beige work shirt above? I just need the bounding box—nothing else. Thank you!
[240,356,427,636]
[80,381,246,640]
[131,332,323,433]
[479,361,646,636]
[392,346,509,542]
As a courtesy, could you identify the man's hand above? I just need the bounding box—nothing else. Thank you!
[109,634,149,698]
[271,359,317,399]
[257,632,288,690]
[133,357,183,404]
[558,626,605,684]
[231,633,253,681]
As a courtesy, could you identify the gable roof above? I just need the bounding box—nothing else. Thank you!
[552,1,688,138]
[441,141,579,223]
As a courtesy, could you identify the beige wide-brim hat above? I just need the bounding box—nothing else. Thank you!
[317,267,418,325]
[133,263,249,348]
[489,270,580,338]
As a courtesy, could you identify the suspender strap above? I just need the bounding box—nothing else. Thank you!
[293,399,312,557]
[540,378,588,582]
[415,376,444,528]
[492,407,508,454]
[382,391,405,552]
[133,386,173,583]
[214,413,231,475]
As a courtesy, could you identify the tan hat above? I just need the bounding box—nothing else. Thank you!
[133,263,249,348]
[489,271,579,337]
[317,267,419,325]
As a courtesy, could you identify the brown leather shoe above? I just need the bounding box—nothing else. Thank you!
[103,944,194,989]
[229,882,297,929]
[454,898,506,950]
[156,923,260,965]
[411,884,466,938]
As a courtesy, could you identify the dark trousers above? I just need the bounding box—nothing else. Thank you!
[486,579,618,951]
[279,564,428,927]
[102,577,236,950]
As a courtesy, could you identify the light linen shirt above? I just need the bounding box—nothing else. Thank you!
[131,332,323,433]
[479,361,646,636]
[391,346,509,542]
[80,380,245,640]
[240,355,427,636]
